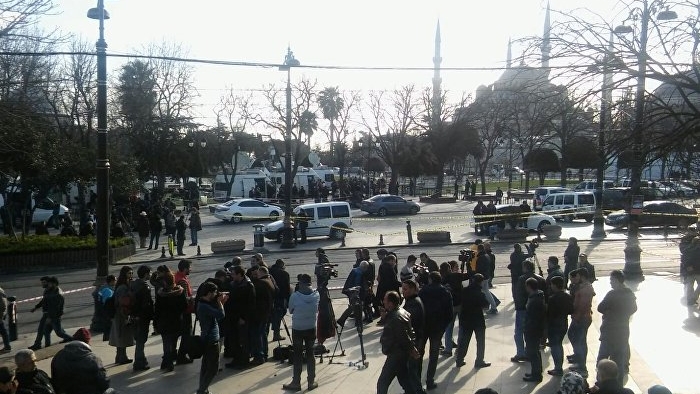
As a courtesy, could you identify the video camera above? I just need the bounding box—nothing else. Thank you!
[458,249,475,263]
[317,263,339,282]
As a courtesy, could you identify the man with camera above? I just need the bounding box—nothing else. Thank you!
[337,261,370,327]
[283,274,320,392]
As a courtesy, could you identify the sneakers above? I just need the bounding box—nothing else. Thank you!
[474,361,491,369]
[0,347,10,353]
[455,360,466,368]
[28,344,41,351]
[548,369,564,376]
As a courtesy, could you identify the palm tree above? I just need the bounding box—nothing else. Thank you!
[298,110,318,147]
[317,87,344,164]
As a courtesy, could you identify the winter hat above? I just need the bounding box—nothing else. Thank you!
[648,385,672,394]
[558,371,586,394]
[73,327,91,344]
[297,274,312,285]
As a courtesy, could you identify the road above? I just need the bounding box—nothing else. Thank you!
[3,199,687,337]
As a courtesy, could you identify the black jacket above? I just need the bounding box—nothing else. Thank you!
[252,277,275,323]
[15,368,54,394]
[459,282,489,330]
[154,286,187,335]
[444,272,471,307]
[129,278,154,321]
[380,307,416,356]
[598,286,637,340]
[515,272,546,311]
[524,290,546,337]
[593,379,635,394]
[564,244,580,272]
[508,250,526,282]
[418,282,453,335]
[403,294,425,346]
[475,254,491,279]
[44,287,65,319]
[226,278,256,323]
[547,290,573,329]
[51,341,110,394]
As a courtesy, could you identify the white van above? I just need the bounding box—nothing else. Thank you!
[541,191,596,222]
[573,180,615,191]
[533,186,568,211]
[264,201,352,241]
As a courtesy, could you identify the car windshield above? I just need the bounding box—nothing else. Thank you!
[368,195,385,202]
[223,199,240,207]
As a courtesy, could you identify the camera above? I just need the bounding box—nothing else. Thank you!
[458,249,474,263]
[524,239,539,255]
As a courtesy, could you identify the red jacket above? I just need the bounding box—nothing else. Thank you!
[174,271,194,313]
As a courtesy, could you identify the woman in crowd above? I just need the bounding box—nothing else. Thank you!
[154,269,187,371]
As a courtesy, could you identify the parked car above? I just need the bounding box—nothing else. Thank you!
[264,201,352,241]
[605,201,698,229]
[212,198,283,223]
[360,194,420,216]
[573,180,615,191]
[659,181,696,197]
[477,204,557,232]
[533,186,568,211]
[0,196,69,227]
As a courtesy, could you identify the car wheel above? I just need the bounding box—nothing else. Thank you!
[331,225,347,240]
[378,208,388,217]
[537,220,551,232]
[232,214,243,223]
[678,218,690,230]
[269,211,280,220]
[409,206,419,215]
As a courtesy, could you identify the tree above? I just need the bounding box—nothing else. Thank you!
[563,136,598,181]
[524,148,560,185]
[299,110,318,146]
[0,1,57,42]
[317,87,344,164]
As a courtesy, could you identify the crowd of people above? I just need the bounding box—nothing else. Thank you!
[0,236,680,394]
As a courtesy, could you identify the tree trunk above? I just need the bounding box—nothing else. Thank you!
[435,164,445,197]
[524,172,531,193]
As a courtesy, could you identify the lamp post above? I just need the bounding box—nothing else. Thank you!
[591,32,615,239]
[279,47,299,249]
[188,134,207,187]
[615,0,676,280]
[87,0,110,332]
[268,145,276,197]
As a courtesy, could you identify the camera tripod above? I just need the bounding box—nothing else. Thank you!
[329,291,368,370]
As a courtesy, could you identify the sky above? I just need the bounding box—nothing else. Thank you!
[44,0,622,133]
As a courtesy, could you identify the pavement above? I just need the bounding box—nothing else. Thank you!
[2,270,698,394]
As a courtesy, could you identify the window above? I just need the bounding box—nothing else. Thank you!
[543,196,555,206]
[317,206,331,219]
[563,195,574,205]
[578,194,595,205]
[331,204,350,218]
[238,200,253,207]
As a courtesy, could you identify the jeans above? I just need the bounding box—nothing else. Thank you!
[525,334,543,377]
[177,313,192,360]
[597,331,630,379]
[407,355,424,393]
[548,324,567,371]
[377,354,415,394]
[568,319,591,371]
[513,310,527,357]
[481,281,497,311]
[197,341,220,394]
[190,229,198,245]
[161,333,179,368]
[33,314,50,347]
[248,321,265,361]
[291,328,316,385]
[134,318,150,367]
[43,316,72,342]
[148,232,160,249]
[685,273,700,304]
[455,326,485,364]
[423,331,442,384]
[176,238,185,255]
[443,307,463,353]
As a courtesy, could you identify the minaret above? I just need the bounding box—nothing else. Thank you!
[432,20,442,126]
[541,1,551,70]
[506,37,512,69]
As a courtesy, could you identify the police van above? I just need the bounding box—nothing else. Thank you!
[541,191,596,222]
[264,201,352,241]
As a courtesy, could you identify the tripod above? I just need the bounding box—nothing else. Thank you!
[329,290,368,369]
[315,279,339,363]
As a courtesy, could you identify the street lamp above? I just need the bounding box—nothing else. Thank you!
[591,32,615,239]
[279,47,299,249]
[188,134,207,187]
[87,0,110,332]
[615,0,676,280]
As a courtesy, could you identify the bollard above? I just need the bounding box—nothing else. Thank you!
[7,296,17,341]
[340,231,346,247]
[197,245,202,256]
[406,220,413,244]
[379,234,385,246]
[160,246,166,259]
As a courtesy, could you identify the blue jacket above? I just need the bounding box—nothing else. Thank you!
[288,285,320,330]
[196,300,225,343]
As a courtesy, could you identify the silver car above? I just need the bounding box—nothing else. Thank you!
[360,194,420,216]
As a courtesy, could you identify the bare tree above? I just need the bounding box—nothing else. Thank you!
[0,0,57,42]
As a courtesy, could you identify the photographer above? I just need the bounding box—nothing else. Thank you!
[376,254,401,326]
[282,274,320,392]
[337,261,370,327]
[476,244,499,314]
[314,248,331,286]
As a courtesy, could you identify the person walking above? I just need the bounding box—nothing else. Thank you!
[109,266,136,365]
[130,266,154,372]
[523,277,546,383]
[596,270,637,382]
[282,273,320,392]
[188,208,202,246]
[546,276,573,376]
[136,211,149,249]
[455,273,491,370]
[418,272,452,391]
[28,277,51,350]
[175,259,195,365]
[195,282,227,394]
[401,279,425,394]
[154,270,187,371]
[31,277,73,349]
[376,291,420,394]
[175,215,187,256]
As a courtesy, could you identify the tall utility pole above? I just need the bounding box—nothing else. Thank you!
[279,47,299,249]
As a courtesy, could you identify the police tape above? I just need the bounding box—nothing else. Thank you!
[16,286,94,304]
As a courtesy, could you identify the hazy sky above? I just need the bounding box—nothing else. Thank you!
[45,0,622,128]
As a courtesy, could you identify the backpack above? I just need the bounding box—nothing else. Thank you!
[104,295,116,319]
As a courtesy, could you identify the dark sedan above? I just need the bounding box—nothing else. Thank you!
[605,201,698,229]
[360,194,420,216]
